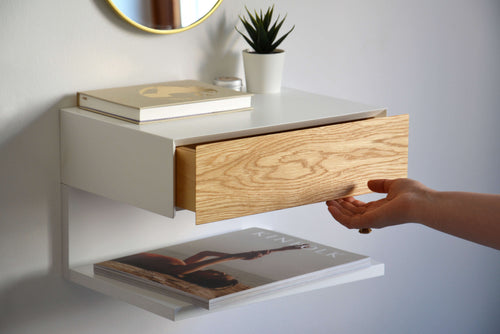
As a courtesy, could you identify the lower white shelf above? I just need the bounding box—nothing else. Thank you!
[67,260,384,321]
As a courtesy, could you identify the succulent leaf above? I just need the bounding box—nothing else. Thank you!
[235,5,294,54]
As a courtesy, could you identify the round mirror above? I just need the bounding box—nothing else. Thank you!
[107,0,223,34]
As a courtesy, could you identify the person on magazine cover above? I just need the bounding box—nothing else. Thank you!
[326,178,500,250]
[117,244,309,288]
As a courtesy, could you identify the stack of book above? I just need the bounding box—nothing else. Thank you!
[94,227,371,309]
[77,80,253,124]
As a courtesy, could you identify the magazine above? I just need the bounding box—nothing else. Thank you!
[94,227,370,309]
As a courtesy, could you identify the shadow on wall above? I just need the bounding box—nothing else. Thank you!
[198,12,242,83]
[91,0,241,84]
[0,96,112,331]
[0,274,111,332]
[0,96,75,276]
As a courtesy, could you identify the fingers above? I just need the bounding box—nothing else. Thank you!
[327,200,371,229]
[325,198,343,206]
[367,179,393,194]
[326,197,366,207]
[327,203,366,229]
[336,198,367,214]
[342,197,366,207]
[325,178,398,229]
[327,196,392,229]
[325,198,368,229]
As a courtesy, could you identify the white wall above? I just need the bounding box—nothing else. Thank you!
[1,0,499,333]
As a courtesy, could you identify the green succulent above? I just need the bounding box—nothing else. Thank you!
[236,5,295,54]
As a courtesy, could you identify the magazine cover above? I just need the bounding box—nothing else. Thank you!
[94,228,370,309]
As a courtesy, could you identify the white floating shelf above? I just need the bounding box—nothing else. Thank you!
[67,261,383,321]
[60,88,397,321]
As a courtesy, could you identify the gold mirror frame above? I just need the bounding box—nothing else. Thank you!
[106,0,223,34]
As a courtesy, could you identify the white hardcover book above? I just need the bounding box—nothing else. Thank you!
[77,80,253,124]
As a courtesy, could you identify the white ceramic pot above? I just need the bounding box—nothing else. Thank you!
[242,49,285,94]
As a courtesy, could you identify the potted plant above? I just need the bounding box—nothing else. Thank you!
[236,5,294,93]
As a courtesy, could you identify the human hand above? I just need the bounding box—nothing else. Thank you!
[326,178,432,230]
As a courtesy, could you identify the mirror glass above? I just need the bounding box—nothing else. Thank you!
[107,0,223,34]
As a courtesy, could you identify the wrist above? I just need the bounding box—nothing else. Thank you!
[414,187,439,227]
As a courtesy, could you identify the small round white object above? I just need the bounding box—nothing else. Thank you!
[213,76,243,91]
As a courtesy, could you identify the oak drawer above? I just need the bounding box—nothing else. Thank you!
[176,114,409,224]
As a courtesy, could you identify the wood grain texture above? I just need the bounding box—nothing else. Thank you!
[175,146,196,211]
[176,115,409,224]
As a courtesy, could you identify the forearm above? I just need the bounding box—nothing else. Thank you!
[418,190,500,250]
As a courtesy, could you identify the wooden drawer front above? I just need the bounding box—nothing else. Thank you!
[176,114,409,224]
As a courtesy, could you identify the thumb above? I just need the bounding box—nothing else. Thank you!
[367,179,393,194]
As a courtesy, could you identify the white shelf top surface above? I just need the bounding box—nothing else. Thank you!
[63,88,385,146]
